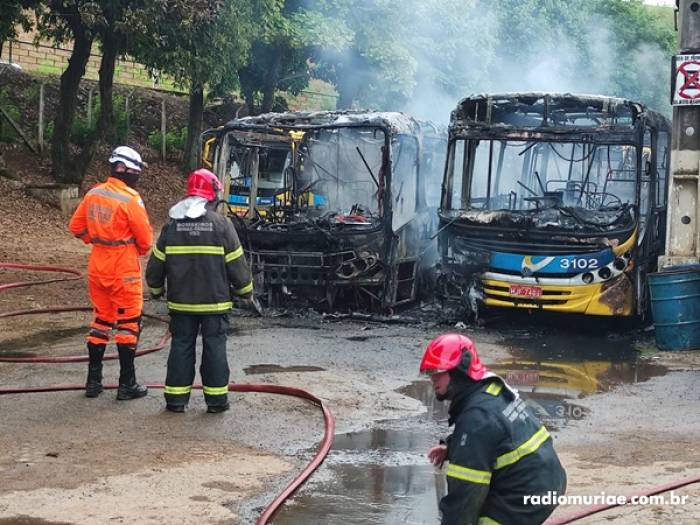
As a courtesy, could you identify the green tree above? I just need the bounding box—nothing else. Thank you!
[238,2,350,115]
[589,0,675,112]
[36,0,103,183]
[131,0,279,172]
[0,0,36,58]
[309,0,416,110]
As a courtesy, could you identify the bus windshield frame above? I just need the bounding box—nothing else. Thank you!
[443,137,642,214]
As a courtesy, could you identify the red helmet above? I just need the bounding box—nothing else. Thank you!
[187,168,222,201]
[419,333,488,381]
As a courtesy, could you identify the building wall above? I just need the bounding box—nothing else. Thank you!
[1,36,181,92]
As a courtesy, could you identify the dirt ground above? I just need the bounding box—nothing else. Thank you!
[1,154,699,524]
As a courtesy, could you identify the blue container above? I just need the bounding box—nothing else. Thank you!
[648,267,700,351]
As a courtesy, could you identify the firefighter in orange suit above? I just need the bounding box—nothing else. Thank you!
[69,146,153,400]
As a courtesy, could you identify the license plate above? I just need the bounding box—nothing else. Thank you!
[509,284,542,298]
[505,371,540,386]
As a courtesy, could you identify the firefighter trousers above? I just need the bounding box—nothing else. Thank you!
[164,313,230,408]
[87,274,143,347]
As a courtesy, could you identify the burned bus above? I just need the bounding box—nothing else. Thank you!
[204,111,446,311]
[439,93,671,317]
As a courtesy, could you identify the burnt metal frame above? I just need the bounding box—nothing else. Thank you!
[209,112,444,311]
[439,93,672,314]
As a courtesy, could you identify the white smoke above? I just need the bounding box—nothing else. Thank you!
[399,3,672,123]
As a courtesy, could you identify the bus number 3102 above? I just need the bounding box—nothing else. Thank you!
[560,258,599,270]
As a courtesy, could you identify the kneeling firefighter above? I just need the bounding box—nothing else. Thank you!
[146,168,253,413]
[422,334,567,525]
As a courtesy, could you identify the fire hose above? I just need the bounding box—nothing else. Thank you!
[3,263,699,523]
[0,262,335,524]
[0,262,82,291]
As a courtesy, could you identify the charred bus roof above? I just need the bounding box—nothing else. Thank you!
[222,110,422,136]
[450,92,669,141]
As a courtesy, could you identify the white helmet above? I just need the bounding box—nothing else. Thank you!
[108,146,145,172]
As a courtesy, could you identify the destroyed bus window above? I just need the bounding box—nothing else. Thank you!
[445,139,639,212]
[228,143,291,210]
[303,127,384,219]
[422,136,447,209]
[392,134,418,229]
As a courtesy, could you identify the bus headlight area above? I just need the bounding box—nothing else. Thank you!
[479,270,636,316]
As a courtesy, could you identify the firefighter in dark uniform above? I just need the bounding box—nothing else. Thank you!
[421,333,567,525]
[146,168,253,413]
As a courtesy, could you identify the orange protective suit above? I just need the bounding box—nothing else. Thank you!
[69,177,152,346]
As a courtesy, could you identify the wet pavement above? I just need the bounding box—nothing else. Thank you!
[1,307,692,525]
[272,319,669,524]
[244,364,327,375]
[273,382,446,525]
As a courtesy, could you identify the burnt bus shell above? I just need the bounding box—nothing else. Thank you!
[208,111,446,312]
[440,93,671,316]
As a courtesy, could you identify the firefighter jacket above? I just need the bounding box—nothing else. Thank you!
[69,177,152,278]
[145,196,253,314]
[440,378,567,525]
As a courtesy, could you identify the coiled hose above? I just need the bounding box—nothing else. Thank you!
[0,262,335,524]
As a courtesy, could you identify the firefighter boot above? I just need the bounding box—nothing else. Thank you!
[85,342,106,398]
[116,344,148,400]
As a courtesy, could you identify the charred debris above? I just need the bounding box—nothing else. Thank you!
[206,111,447,313]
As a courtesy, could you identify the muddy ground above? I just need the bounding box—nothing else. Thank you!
[0,281,698,524]
[0,157,699,524]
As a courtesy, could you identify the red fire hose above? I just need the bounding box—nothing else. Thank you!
[0,262,82,291]
[0,262,336,524]
[4,263,698,523]
[545,473,700,524]
[0,382,335,525]
[0,307,168,362]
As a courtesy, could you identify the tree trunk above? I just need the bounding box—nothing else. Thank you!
[182,82,204,174]
[336,88,355,110]
[96,29,121,142]
[336,65,358,110]
[76,28,123,177]
[51,22,93,184]
[242,88,256,117]
[261,46,283,114]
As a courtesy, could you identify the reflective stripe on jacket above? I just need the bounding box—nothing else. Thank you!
[145,205,252,314]
[440,379,567,525]
[69,177,152,278]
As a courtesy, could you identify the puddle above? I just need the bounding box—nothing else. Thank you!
[490,327,667,429]
[0,320,164,357]
[244,364,326,375]
[344,335,379,342]
[274,321,670,523]
[274,355,667,523]
[0,351,38,358]
[0,327,85,354]
[273,381,446,524]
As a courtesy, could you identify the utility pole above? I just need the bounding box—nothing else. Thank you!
[663,0,700,268]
